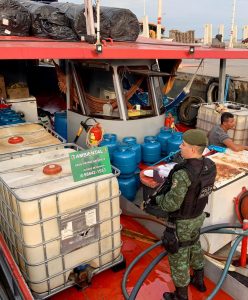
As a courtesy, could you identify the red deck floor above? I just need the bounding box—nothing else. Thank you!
[50,215,233,300]
[0,214,234,300]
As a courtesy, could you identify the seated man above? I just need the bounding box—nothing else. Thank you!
[208,112,248,152]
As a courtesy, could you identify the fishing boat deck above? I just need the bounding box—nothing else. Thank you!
[49,215,232,300]
[1,36,248,60]
[0,214,233,300]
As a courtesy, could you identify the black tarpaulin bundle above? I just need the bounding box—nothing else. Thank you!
[50,3,139,42]
[0,0,31,36]
[18,0,78,40]
[50,3,110,41]
[50,2,87,40]
[100,7,139,41]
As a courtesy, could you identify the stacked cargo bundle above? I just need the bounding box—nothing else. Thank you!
[0,0,31,36]
[18,0,78,40]
[100,6,139,41]
[51,3,139,41]
[0,0,139,41]
[0,143,122,298]
[50,2,87,40]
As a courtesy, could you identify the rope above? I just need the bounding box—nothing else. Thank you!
[53,61,144,113]
[84,77,144,113]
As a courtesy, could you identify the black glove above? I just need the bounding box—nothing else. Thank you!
[146,194,157,206]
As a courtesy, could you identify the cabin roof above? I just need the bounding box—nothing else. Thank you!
[1,36,248,60]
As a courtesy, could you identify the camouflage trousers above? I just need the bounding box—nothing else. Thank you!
[168,213,206,287]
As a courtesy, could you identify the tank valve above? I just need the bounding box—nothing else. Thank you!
[8,136,24,144]
[43,164,62,175]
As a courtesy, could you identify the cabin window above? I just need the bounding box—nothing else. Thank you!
[74,62,120,119]
[118,66,156,119]
[152,76,164,112]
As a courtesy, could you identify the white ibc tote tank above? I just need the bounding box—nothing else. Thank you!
[0,144,122,297]
[0,123,64,161]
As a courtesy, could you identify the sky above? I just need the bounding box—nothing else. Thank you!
[59,0,248,39]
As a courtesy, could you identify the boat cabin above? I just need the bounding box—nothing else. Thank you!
[65,58,180,145]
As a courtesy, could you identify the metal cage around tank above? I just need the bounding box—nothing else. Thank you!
[0,143,122,299]
[0,122,66,161]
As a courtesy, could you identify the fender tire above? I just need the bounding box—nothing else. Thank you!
[177,96,205,126]
[206,78,236,103]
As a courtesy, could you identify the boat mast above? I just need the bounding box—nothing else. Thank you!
[157,0,162,39]
[229,0,237,48]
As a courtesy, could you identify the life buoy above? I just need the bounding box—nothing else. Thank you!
[206,78,236,103]
[234,187,248,223]
[177,95,205,126]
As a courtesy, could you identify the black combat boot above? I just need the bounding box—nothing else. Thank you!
[163,286,188,300]
[190,268,207,292]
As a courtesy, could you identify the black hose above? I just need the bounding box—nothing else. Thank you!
[121,223,243,300]
[129,251,167,300]
[207,230,248,300]
[201,223,242,234]
[122,241,163,300]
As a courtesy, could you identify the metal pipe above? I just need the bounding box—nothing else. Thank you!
[240,219,248,267]
[218,59,226,102]
[96,0,101,44]
[157,0,162,40]
[229,0,237,48]
[70,62,87,115]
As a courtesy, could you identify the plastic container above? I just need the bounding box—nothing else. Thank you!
[144,135,157,143]
[99,133,118,161]
[142,136,161,164]
[122,136,141,164]
[0,123,64,161]
[0,144,122,296]
[112,145,136,177]
[196,102,248,145]
[156,127,172,155]
[0,108,24,125]
[0,115,25,125]
[167,132,183,155]
[54,111,67,141]
[118,176,137,201]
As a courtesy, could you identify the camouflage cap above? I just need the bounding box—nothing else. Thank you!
[183,129,208,146]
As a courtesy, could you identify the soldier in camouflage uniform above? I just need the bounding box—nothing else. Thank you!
[156,129,216,300]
